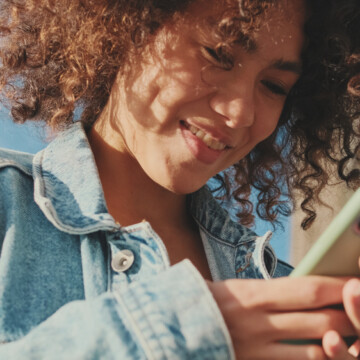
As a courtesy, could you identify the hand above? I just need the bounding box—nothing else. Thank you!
[323,278,360,359]
[208,276,355,360]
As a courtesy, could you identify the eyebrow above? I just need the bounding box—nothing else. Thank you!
[234,36,303,75]
[270,59,302,75]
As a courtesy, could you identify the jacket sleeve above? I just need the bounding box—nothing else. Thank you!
[0,260,235,360]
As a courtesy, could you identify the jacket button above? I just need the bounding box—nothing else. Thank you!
[111,250,135,272]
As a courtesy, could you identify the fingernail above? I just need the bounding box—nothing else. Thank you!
[323,330,342,354]
[346,279,360,309]
[351,279,360,300]
[328,331,341,347]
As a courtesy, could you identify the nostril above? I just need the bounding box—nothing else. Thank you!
[209,93,255,129]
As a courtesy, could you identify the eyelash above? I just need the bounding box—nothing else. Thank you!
[202,46,289,97]
[203,46,220,61]
[261,80,288,96]
[201,46,234,70]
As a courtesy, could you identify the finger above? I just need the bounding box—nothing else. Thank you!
[348,339,360,358]
[267,309,355,340]
[343,278,360,330]
[266,276,351,310]
[242,342,328,360]
[222,276,349,311]
[323,330,354,359]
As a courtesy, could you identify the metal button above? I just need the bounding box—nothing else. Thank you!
[111,249,135,272]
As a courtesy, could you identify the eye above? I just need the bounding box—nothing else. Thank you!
[201,46,234,71]
[261,80,288,96]
[201,46,221,62]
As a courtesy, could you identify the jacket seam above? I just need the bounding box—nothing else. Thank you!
[113,291,156,360]
[0,161,33,178]
[188,261,236,360]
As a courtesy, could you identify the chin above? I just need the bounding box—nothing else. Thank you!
[161,178,206,195]
[146,164,210,195]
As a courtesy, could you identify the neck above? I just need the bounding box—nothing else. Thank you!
[87,125,190,230]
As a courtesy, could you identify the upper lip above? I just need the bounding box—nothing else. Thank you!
[182,118,234,148]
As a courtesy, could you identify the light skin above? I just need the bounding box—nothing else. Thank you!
[322,278,360,359]
[89,0,304,273]
[88,0,360,358]
[208,276,357,360]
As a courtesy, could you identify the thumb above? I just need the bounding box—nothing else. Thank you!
[343,278,360,331]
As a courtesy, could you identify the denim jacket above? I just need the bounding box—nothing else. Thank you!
[0,122,292,359]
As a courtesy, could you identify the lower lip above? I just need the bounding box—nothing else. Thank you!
[180,123,224,165]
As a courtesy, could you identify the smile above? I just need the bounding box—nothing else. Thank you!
[181,121,228,151]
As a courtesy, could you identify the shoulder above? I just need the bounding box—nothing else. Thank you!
[0,149,36,244]
[0,148,34,177]
[0,148,35,212]
[190,187,294,279]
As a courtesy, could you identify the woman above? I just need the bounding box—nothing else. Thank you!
[0,0,359,359]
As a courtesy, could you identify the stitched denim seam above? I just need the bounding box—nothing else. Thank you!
[0,161,32,177]
[113,291,156,360]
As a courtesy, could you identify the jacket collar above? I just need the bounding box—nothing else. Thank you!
[33,122,256,245]
[33,122,119,234]
[189,188,257,245]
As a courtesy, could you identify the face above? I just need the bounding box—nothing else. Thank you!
[100,0,306,194]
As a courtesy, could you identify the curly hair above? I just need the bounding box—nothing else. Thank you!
[0,0,359,229]
[220,0,360,229]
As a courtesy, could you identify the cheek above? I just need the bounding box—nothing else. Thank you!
[154,51,210,108]
[155,83,203,112]
[155,70,208,109]
[253,102,283,141]
[251,118,279,143]
[123,67,163,123]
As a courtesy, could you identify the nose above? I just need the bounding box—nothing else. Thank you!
[209,90,255,129]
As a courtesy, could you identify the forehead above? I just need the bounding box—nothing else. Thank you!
[144,0,306,74]
[183,0,306,32]
[175,0,306,53]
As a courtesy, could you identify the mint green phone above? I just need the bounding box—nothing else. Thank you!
[291,188,360,277]
[284,189,360,347]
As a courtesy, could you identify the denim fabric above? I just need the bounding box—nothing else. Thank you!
[0,122,292,359]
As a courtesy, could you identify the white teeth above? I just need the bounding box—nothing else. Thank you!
[195,129,205,139]
[188,124,226,151]
[189,125,198,134]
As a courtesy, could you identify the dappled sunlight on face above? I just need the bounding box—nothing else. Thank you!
[94,0,306,194]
